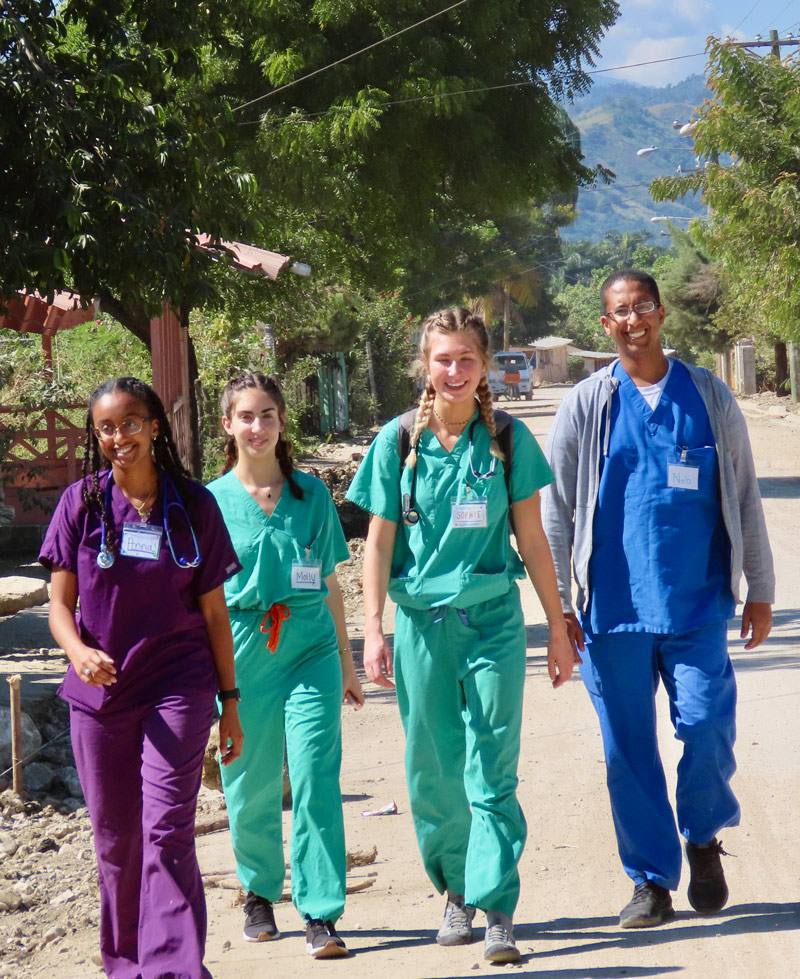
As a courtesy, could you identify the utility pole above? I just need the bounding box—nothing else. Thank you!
[728,29,800,57]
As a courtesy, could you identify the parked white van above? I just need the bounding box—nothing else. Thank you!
[488,351,533,400]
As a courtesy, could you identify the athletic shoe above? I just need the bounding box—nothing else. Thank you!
[243,891,280,941]
[619,881,675,928]
[483,910,521,963]
[686,838,729,914]
[305,918,348,958]
[436,893,476,946]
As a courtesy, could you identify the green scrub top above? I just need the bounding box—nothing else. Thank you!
[207,469,350,612]
[346,412,554,610]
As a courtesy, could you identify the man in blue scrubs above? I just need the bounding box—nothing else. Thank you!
[542,269,775,928]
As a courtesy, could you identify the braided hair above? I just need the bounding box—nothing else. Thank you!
[219,373,304,500]
[406,307,504,470]
[81,377,192,557]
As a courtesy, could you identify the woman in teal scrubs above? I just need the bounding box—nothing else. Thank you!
[346,308,577,963]
[207,373,364,960]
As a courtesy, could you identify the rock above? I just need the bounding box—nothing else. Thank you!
[0,575,48,614]
[0,888,22,911]
[23,762,56,794]
[201,727,222,792]
[43,923,67,943]
[0,711,42,771]
[51,888,75,905]
[0,789,26,814]
[62,767,83,798]
[37,837,58,853]
[0,832,18,857]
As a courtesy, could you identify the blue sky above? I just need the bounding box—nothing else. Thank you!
[594,0,800,87]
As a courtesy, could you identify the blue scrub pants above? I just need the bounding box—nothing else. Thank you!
[394,587,527,917]
[580,620,740,890]
[70,693,215,979]
[222,615,346,923]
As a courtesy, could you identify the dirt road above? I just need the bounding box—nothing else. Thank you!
[20,387,800,978]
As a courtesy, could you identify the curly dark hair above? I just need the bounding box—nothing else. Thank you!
[219,372,304,500]
[82,377,192,556]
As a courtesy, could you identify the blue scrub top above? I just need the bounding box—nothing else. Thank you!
[587,359,734,635]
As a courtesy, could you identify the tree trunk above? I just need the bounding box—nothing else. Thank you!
[775,341,788,396]
[186,324,203,478]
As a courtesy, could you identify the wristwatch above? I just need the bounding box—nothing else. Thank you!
[218,688,241,702]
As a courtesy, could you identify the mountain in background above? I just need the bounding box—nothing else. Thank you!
[562,74,710,241]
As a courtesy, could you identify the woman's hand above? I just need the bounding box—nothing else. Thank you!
[342,659,365,709]
[218,701,244,766]
[69,644,117,687]
[363,631,395,688]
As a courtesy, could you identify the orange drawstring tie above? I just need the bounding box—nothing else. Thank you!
[260,604,291,654]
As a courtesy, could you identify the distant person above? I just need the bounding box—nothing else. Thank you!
[206,373,364,959]
[41,377,243,979]
[346,308,577,963]
[542,270,775,927]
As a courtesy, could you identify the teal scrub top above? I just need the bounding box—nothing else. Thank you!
[346,412,554,610]
[207,469,350,612]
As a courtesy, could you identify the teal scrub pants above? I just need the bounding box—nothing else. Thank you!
[221,609,346,922]
[394,586,527,917]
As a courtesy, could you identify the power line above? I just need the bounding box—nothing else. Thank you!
[233,0,471,113]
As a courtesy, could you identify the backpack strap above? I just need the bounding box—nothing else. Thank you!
[397,408,418,467]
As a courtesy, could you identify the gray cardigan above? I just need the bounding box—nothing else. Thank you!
[541,360,775,616]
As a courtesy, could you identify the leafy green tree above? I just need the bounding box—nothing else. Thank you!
[651,36,800,345]
[657,227,730,361]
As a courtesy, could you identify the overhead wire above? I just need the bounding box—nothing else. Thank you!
[233,0,471,113]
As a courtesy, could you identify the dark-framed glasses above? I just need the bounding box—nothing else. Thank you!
[606,301,658,321]
[93,416,153,441]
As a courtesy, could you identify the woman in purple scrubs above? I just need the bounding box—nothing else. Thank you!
[40,377,244,979]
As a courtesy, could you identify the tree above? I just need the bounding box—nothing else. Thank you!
[2,0,619,331]
[651,36,800,345]
[657,227,730,362]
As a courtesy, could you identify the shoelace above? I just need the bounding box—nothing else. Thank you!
[485,923,514,946]
[444,903,473,929]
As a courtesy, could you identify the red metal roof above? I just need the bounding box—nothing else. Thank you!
[0,292,96,335]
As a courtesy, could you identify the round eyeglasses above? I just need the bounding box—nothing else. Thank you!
[606,301,658,321]
[93,416,153,441]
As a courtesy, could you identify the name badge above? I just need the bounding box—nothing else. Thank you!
[667,463,699,490]
[120,522,163,560]
[291,559,321,590]
[451,496,488,528]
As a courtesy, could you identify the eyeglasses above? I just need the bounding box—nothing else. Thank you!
[93,416,153,441]
[605,301,659,321]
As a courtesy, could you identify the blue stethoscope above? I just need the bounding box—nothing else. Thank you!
[96,471,202,569]
[402,417,497,526]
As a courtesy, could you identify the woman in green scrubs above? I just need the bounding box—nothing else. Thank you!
[207,373,364,960]
[346,308,577,963]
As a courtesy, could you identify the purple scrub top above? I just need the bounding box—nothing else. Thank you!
[39,471,242,714]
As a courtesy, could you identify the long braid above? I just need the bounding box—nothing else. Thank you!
[81,413,119,556]
[220,435,238,475]
[405,381,435,470]
[476,376,504,461]
[276,433,304,500]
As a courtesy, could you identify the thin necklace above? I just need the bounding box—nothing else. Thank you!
[433,405,472,428]
[131,485,157,522]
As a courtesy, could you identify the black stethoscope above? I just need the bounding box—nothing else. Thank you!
[96,471,202,569]
[402,417,498,527]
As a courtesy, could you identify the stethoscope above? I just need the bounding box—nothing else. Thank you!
[402,417,498,527]
[96,471,202,569]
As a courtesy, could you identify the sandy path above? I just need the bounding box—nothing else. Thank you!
[24,387,800,978]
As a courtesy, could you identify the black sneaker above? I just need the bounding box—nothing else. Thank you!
[243,891,280,942]
[619,881,675,928]
[305,918,348,959]
[686,838,729,914]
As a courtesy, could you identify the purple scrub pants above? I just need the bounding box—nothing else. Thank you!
[70,693,215,979]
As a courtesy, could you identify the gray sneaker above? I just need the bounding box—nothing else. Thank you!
[242,891,280,942]
[436,893,476,946]
[483,910,520,963]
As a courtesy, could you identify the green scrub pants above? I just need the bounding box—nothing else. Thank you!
[221,609,346,922]
[394,586,527,917]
